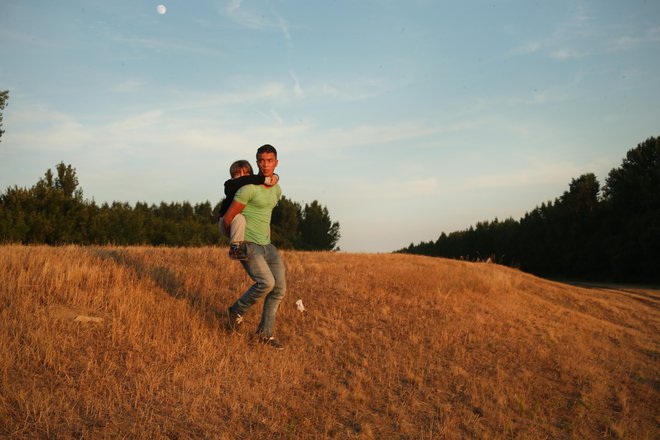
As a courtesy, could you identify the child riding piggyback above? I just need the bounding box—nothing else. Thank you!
[218,160,279,260]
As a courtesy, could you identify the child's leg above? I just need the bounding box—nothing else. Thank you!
[229,214,246,243]
[218,215,245,242]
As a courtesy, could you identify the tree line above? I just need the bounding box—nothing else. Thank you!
[399,136,660,283]
[0,163,340,250]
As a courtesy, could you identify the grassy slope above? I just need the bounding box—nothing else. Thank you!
[1,245,657,439]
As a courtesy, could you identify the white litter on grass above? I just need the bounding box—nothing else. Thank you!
[295,299,306,313]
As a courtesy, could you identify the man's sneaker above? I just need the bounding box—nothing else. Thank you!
[226,308,244,332]
[259,336,284,350]
[229,242,248,261]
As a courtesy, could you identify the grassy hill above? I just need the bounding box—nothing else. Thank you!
[1,245,657,439]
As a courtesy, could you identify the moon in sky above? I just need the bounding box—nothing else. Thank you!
[157,4,167,15]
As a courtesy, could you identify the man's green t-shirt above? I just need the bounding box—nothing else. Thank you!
[234,183,282,245]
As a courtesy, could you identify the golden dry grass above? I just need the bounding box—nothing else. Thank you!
[0,245,658,439]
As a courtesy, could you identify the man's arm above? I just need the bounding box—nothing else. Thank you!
[222,199,246,235]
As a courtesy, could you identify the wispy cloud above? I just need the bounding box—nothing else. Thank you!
[322,122,444,149]
[556,3,594,37]
[269,109,284,124]
[290,70,304,98]
[108,110,164,133]
[397,178,438,197]
[510,6,660,62]
[225,0,272,30]
[507,88,570,105]
[318,78,392,102]
[550,48,584,60]
[5,97,312,156]
[306,118,483,152]
[6,106,93,152]
[608,26,660,51]
[509,41,584,60]
[224,0,294,46]
[0,29,67,49]
[508,4,595,60]
[168,82,287,113]
[227,0,244,15]
[508,41,541,56]
[454,161,583,192]
[112,79,143,93]
[336,177,440,203]
[105,29,212,54]
[272,10,292,42]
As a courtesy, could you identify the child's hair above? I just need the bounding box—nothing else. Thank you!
[229,160,254,178]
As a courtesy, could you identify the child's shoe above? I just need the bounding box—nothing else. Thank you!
[229,242,248,260]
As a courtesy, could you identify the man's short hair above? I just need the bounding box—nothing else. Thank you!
[256,144,277,159]
[229,160,254,178]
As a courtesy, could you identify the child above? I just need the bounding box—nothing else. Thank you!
[218,159,279,260]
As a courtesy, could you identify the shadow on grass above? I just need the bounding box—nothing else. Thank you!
[93,248,226,329]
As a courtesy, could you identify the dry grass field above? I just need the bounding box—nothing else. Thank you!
[1,245,658,439]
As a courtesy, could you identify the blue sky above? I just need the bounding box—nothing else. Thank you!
[1,1,659,252]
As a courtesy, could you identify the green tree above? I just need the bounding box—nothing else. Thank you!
[55,162,82,199]
[559,173,600,214]
[0,186,31,242]
[554,174,604,277]
[603,136,660,213]
[0,90,8,141]
[601,136,660,280]
[33,163,86,243]
[298,200,340,251]
[271,196,302,249]
[194,201,213,222]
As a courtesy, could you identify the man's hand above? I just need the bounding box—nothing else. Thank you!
[223,200,246,235]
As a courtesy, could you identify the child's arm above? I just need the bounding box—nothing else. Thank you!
[231,174,265,189]
[224,175,265,196]
[226,174,278,195]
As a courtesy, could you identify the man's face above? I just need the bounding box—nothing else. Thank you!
[257,152,278,177]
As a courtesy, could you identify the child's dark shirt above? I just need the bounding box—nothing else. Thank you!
[218,175,266,217]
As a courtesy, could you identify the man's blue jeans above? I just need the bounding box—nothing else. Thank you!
[230,242,286,338]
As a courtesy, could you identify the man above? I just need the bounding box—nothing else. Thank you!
[222,144,286,349]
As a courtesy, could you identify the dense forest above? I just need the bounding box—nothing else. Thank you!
[399,136,660,283]
[0,163,340,250]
